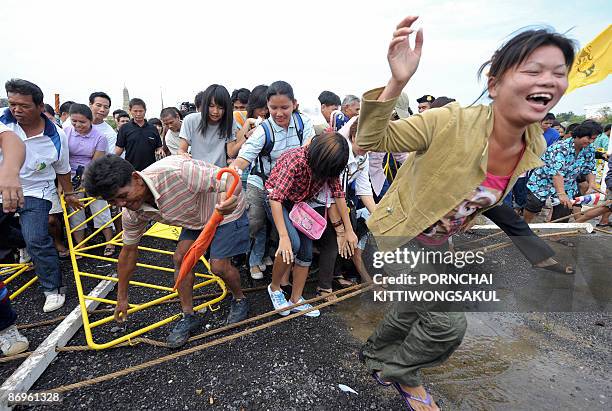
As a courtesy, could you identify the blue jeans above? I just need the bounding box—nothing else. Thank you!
[0,196,62,292]
[263,196,313,267]
[249,228,267,267]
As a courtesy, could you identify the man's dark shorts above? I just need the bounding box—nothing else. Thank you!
[178,213,249,259]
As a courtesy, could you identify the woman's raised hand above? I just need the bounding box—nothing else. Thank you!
[387,16,423,87]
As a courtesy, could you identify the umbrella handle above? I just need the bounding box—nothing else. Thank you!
[217,167,240,198]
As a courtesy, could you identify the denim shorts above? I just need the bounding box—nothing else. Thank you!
[178,213,249,259]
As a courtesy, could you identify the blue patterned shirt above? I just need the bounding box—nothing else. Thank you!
[527,138,596,201]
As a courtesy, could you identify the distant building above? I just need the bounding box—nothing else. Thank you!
[122,86,130,112]
[584,102,612,120]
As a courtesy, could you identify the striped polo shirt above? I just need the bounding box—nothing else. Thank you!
[122,156,246,245]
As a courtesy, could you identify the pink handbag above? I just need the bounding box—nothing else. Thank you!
[289,191,329,240]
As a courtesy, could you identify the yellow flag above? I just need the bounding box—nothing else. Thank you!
[566,25,612,94]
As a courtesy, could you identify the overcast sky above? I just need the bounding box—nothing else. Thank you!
[1,0,610,122]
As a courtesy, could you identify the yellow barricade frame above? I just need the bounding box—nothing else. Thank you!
[61,193,227,350]
[0,263,36,300]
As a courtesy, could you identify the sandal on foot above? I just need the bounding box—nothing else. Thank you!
[533,262,575,275]
[58,250,70,259]
[596,223,611,227]
[392,382,434,411]
[316,287,337,302]
[103,245,115,257]
[372,371,392,387]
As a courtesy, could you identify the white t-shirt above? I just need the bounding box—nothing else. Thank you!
[0,113,71,201]
[92,121,117,153]
[165,129,181,155]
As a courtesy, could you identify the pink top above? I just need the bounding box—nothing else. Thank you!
[416,172,512,246]
[481,172,512,192]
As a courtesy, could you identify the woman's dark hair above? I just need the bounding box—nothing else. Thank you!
[267,81,295,102]
[246,85,269,119]
[475,28,576,102]
[83,154,135,200]
[198,84,232,139]
[231,88,250,104]
[308,132,349,181]
[43,104,56,117]
[5,78,44,106]
[69,103,93,121]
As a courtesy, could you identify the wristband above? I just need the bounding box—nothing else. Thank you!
[331,220,343,228]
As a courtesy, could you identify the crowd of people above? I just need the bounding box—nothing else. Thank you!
[1,15,610,410]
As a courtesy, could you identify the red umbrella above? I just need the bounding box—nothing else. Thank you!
[173,167,240,290]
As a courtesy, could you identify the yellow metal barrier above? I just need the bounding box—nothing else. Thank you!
[0,263,37,300]
[61,194,227,350]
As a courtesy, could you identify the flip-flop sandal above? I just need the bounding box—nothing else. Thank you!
[58,250,70,260]
[103,245,116,257]
[371,372,392,387]
[533,262,575,275]
[596,223,611,227]
[392,382,434,411]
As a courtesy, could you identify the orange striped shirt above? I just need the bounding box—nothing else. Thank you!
[122,156,246,245]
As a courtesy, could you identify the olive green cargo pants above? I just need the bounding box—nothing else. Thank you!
[361,239,467,387]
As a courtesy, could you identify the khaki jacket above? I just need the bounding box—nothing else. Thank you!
[356,87,546,251]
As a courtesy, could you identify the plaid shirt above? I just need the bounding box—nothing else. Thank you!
[122,156,246,245]
[265,147,344,203]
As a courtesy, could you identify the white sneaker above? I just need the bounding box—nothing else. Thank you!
[262,256,273,266]
[289,297,320,318]
[19,248,31,264]
[250,266,264,280]
[267,285,291,316]
[0,325,29,356]
[43,293,65,312]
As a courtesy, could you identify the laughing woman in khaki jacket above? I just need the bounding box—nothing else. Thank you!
[357,16,576,411]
